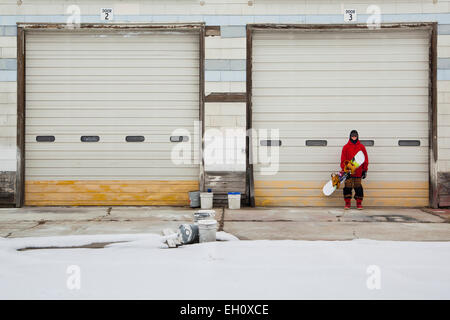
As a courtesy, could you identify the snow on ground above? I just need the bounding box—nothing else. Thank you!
[0,233,449,299]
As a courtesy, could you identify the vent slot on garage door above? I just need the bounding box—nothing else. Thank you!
[306,140,327,146]
[126,136,145,142]
[170,136,189,142]
[81,136,100,142]
[36,136,55,142]
[398,140,420,146]
[260,140,282,146]
[360,140,375,147]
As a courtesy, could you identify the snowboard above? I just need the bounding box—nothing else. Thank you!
[322,150,365,196]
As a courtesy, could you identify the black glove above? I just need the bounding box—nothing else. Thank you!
[362,171,367,179]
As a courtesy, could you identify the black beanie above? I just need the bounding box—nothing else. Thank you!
[350,130,359,143]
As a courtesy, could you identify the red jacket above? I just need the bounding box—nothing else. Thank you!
[340,139,369,177]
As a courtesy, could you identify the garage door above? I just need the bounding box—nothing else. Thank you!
[25,29,201,206]
[251,28,430,207]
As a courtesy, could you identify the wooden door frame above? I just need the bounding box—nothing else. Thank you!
[246,23,438,208]
[16,23,206,207]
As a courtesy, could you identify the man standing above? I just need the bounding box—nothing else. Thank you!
[341,130,369,210]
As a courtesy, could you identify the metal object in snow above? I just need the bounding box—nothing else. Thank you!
[178,224,199,244]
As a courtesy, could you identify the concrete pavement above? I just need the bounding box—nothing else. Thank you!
[0,206,221,238]
[0,206,449,241]
[223,207,450,241]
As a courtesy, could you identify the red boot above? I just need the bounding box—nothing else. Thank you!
[356,199,363,210]
[344,198,351,210]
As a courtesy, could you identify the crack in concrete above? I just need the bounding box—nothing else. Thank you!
[4,220,47,238]
[89,208,114,221]
[420,208,450,223]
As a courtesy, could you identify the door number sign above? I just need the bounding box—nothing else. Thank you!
[101,8,114,21]
[344,9,357,22]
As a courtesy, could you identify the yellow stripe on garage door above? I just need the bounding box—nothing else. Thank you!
[25,180,199,206]
[254,181,429,207]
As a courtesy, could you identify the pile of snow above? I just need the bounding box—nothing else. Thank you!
[0,234,449,299]
[216,231,240,242]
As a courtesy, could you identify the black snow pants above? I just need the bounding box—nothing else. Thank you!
[343,177,364,200]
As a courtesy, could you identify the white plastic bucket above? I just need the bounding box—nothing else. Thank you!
[228,192,241,210]
[200,192,213,209]
[194,209,216,223]
[198,219,217,243]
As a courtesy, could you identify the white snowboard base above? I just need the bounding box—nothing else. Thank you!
[322,180,337,196]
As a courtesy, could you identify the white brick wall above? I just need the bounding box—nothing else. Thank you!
[438,35,450,58]
[205,81,246,95]
[0,37,16,48]
[0,0,447,15]
[0,81,16,171]
[0,48,16,59]
[205,103,245,128]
